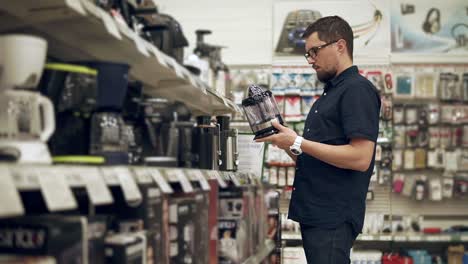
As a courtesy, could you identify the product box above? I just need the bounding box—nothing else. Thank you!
[218,219,240,264]
[0,215,87,264]
[104,232,146,264]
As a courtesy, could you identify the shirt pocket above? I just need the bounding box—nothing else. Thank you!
[303,105,345,143]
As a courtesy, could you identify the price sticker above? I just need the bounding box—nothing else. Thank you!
[359,235,374,241]
[149,169,173,194]
[132,33,150,57]
[101,167,119,186]
[98,8,122,40]
[187,170,210,191]
[0,165,24,218]
[380,235,392,241]
[166,169,193,193]
[207,170,227,188]
[229,173,241,187]
[38,168,77,212]
[408,235,423,242]
[79,167,113,206]
[114,167,142,203]
[132,168,152,184]
[66,0,87,16]
[394,235,407,242]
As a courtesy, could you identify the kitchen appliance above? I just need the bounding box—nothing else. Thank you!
[217,116,238,171]
[192,116,221,170]
[0,34,47,91]
[241,84,285,140]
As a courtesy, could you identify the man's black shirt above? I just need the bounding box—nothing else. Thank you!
[288,66,381,236]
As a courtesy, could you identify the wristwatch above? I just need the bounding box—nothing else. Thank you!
[289,136,303,155]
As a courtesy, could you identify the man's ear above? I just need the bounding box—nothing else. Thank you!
[336,39,347,55]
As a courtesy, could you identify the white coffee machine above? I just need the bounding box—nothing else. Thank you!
[0,34,55,164]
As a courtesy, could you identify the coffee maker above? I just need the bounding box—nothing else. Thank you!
[191,116,221,170]
[142,98,194,167]
[0,34,55,164]
[216,116,238,171]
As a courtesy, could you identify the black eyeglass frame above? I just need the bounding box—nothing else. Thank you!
[304,40,339,60]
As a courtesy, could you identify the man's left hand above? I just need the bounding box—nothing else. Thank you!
[255,120,298,150]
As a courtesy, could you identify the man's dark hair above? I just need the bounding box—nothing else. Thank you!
[302,16,354,60]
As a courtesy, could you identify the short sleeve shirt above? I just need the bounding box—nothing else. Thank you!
[288,66,381,236]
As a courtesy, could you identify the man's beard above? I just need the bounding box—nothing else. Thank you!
[316,68,337,83]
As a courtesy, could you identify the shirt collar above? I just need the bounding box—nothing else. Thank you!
[324,65,359,92]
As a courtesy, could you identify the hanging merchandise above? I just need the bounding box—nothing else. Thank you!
[414,175,427,201]
[442,177,455,199]
[429,178,443,201]
[427,103,441,125]
[405,125,419,148]
[441,104,456,124]
[380,95,393,121]
[439,126,452,148]
[384,72,393,94]
[405,105,418,125]
[393,173,405,193]
[414,148,427,169]
[366,70,385,92]
[439,72,462,101]
[418,128,429,147]
[458,150,468,171]
[392,149,403,171]
[403,149,415,170]
[394,72,414,98]
[393,104,405,124]
[401,174,415,197]
[451,126,463,147]
[241,85,285,140]
[463,73,468,101]
[415,72,437,99]
[454,176,468,198]
[428,127,440,149]
[446,151,460,171]
[394,125,406,148]
[284,96,302,118]
[427,149,445,169]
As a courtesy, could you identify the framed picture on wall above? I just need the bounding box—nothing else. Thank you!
[390,0,468,59]
[273,0,391,60]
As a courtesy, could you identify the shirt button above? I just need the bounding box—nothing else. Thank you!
[324,93,327,96]
[293,187,296,191]
[315,110,318,113]
[307,128,310,132]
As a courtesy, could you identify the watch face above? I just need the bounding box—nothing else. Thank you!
[290,148,301,155]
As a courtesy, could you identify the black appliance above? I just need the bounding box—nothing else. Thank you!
[217,116,238,171]
[191,116,221,170]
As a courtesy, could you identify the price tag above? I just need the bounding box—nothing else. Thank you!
[149,169,173,194]
[132,33,150,57]
[380,235,392,241]
[207,170,227,188]
[38,168,77,212]
[394,235,407,242]
[439,235,452,241]
[79,167,113,205]
[101,167,119,186]
[229,173,241,187]
[65,0,87,16]
[408,235,423,242]
[11,166,40,190]
[165,169,193,193]
[147,44,169,67]
[132,168,152,184]
[0,166,24,218]
[64,167,85,187]
[187,170,211,191]
[359,235,374,241]
[114,167,142,203]
[426,235,439,241]
[98,8,122,40]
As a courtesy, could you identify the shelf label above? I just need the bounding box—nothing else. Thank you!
[207,170,227,188]
[380,235,392,241]
[114,167,142,203]
[79,167,113,206]
[101,167,119,185]
[359,235,374,241]
[439,235,452,241]
[186,170,211,191]
[408,235,423,242]
[38,168,77,212]
[149,169,173,194]
[229,173,241,187]
[165,169,193,193]
[0,165,24,218]
[394,235,407,242]
[11,167,40,190]
[66,0,87,16]
[98,8,122,40]
[132,168,152,184]
[63,167,84,187]
[132,33,150,57]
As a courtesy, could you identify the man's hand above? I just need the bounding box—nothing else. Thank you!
[255,120,298,150]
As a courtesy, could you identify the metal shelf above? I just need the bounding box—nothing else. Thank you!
[0,0,240,116]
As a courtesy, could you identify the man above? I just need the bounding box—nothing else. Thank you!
[256,16,381,263]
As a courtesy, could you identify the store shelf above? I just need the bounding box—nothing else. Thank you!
[0,0,240,116]
[241,239,276,264]
[281,232,468,243]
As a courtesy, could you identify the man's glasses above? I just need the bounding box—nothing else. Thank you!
[304,40,339,60]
